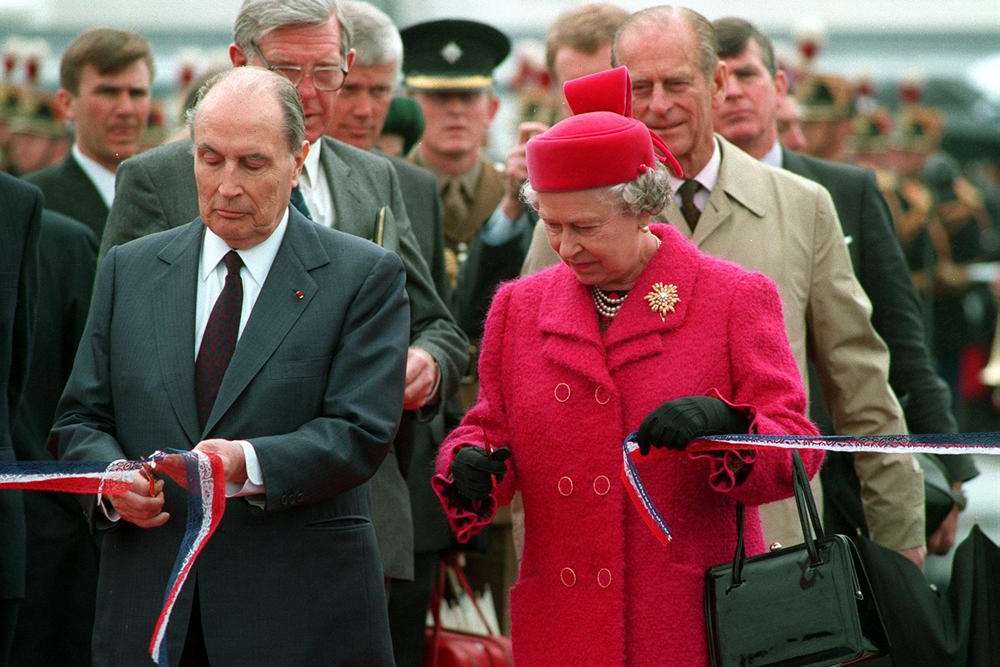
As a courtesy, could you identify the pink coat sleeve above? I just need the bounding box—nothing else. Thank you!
[431,283,519,543]
[690,272,823,504]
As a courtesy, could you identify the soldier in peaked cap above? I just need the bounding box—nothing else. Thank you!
[401,18,523,635]
[402,20,518,333]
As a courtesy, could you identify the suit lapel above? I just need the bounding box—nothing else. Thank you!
[64,154,110,232]
[202,211,328,435]
[321,137,370,238]
[153,222,203,445]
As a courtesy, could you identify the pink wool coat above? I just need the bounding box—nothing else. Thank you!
[433,224,822,666]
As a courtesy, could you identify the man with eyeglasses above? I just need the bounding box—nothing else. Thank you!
[97,0,469,617]
[326,3,457,664]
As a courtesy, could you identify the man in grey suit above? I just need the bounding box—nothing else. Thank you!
[55,67,406,664]
[326,3,455,663]
[99,0,468,591]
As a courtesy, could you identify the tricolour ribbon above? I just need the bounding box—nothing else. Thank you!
[0,449,225,665]
[622,431,1000,545]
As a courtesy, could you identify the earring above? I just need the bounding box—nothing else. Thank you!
[640,224,650,233]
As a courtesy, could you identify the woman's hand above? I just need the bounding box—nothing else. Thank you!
[450,446,511,501]
[636,396,749,455]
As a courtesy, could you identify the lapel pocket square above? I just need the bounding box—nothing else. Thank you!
[843,235,853,246]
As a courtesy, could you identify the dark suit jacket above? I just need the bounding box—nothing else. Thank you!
[24,153,109,241]
[0,173,40,604]
[100,138,469,580]
[10,210,97,665]
[383,155,457,556]
[782,149,977,533]
[54,210,408,664]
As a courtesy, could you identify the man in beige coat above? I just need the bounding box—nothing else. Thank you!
[521,5,926,565]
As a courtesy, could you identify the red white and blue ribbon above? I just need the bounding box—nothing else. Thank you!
[622,431,1000,545]
[0,449,225,666]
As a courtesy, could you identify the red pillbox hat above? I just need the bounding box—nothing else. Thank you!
[526,66,683,193]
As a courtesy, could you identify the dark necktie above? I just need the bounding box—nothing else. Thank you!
[290,185,313,221]
[677,180,702,231]
[195,250,243,430]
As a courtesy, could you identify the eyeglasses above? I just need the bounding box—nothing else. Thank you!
[252,45,349,92]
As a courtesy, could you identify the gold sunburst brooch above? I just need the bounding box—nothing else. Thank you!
[644,282,680,322]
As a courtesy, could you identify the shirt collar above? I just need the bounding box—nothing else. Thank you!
[760,141,783,169]
[667,138,721,194]
[71,143,117,207]
[300,138,323,188]
[200,207,289,284]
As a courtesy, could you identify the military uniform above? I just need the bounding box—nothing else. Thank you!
[400,19,519,639]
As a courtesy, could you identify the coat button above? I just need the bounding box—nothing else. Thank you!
[594,385,610,405]
[554,382,571,402]
[593,475,611,496]
[557,476,574,496]
[560,567,577,587]
[597,568,612,588]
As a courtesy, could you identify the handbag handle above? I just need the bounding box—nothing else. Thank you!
[428,555,500,653]
[729,450,823,591]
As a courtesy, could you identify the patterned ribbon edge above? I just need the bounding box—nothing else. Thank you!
[0,450,225,666]
[622,430,1000,545]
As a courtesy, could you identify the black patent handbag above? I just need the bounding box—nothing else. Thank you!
[704,451,890,666]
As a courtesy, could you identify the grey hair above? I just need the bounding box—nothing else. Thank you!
[233,0,353,64]
[186,67,305,155]
[338,0,402,79]
[613,5,718,80]
[520,163,673,218]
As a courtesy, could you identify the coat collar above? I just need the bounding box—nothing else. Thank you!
[536,224,702,379]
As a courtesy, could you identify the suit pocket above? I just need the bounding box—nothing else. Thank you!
[266,354,332,380]
[304,514,372,532]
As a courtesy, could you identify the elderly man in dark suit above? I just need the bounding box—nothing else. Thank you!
[0,172,40,662]
[24,28,153,239]
[712,17,976,555]
[98,0,468,601]
[54,66,407,664]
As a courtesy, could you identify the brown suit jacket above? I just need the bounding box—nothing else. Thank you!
[520,137,923,550]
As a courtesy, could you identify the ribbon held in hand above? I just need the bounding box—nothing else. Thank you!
[0,449,225,666]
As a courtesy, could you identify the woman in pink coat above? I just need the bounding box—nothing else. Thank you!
[432,68,822,666]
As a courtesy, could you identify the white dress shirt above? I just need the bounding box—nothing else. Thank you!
[195,209,290,498]
[761,141,784,169]
[667,137,722,213]
[72,143,117,208]
[298,138,335,228]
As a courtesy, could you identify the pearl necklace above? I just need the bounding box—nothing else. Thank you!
[591,287,628,319]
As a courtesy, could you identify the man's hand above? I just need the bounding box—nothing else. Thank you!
[500,121,548,221]
[403,346,439,411]
[194,438,248,485]
[928,504,961,555]
[897,545,927,570]
[109,475,169,528]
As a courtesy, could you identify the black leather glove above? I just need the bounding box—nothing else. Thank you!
[635,396,749,455]
[450,446,511,502]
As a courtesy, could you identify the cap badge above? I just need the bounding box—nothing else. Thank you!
[645,282,679,322]
[441,41,463,64]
